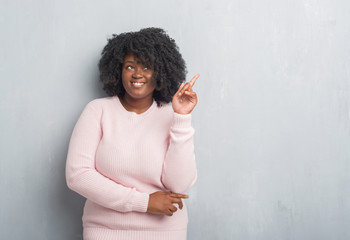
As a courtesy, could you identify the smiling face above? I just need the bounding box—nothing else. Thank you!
[121,54,156,103]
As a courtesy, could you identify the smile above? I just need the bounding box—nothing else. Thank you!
[131,82,145,87]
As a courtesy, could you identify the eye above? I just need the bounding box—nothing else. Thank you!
[144,66,151,70]
[126,65,134,70]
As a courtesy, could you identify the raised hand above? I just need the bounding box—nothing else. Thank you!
[172,74,200,115]
[147,191,189,216]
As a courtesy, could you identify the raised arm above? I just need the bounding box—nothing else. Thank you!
[161,74,200,193]
[65,101,149,213]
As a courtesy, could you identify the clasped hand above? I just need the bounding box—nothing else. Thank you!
[172,74,200,114]
[147,191,189,216]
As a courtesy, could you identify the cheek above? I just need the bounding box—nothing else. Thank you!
[149,78,156,89]
[121,72,129,84]
[121,69,127,79]
[148,71,155,86]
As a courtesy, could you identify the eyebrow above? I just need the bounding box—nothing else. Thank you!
[124,60,148,67]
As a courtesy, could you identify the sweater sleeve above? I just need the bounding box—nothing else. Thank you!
[161,112,197,193]
[65,101,149,213]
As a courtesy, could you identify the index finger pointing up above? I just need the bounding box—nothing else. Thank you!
[189,74,200,87]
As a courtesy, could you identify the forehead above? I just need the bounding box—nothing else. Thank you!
[123,54,142,64]
[123,53,152,67]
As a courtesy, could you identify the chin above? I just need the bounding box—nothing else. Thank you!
[125,91,153,100]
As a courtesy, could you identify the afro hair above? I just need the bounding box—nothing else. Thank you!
[98,27,187,106]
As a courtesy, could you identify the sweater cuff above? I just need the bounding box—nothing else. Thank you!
[131,191,150,213]
[172,113,192,128]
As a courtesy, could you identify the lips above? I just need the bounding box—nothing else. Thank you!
[131,81,145,87]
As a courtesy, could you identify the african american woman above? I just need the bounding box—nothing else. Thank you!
[66,27,199,240]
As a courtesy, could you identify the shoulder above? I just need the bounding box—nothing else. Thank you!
[85,96,116,111]
[149,102,173,125]
[156,102,193,129]
[155,102,174,116]
[86,96,116,106]
[77,97,117,119]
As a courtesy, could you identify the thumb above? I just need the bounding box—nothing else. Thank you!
[174,83,185,96]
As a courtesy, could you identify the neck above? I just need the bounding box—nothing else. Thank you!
[119,95,154,114]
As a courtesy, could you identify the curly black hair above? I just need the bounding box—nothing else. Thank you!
[98,27,187,106]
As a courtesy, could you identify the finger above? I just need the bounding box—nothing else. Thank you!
[169,204,178,213]
[178,201,183,210]
[174,82,185,97]
[184,90,196,97]
[171,198,184,210]
[178,83,189,96]
[179,83,192,96]
[166,209,174,216]
[170,193,189,199]
[171,198,182,204]
[183,92,197,104]
[189,74,200,87]
[178,74,199,96]
[170,193,189,198]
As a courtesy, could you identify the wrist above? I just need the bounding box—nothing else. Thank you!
[172,112,192,128]
[174,109,192,115]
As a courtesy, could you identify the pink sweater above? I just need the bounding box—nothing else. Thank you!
[66,96,197,240]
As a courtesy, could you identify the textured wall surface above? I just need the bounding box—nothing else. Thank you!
[1,0,349,239]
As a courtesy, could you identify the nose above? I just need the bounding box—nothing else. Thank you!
[132,67,144,79]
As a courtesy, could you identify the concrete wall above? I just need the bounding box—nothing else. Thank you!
[1,0,349,239]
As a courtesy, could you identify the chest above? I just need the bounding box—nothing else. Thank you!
[95,112,171,186]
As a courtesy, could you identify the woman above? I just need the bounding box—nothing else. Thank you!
[66,27,199,240]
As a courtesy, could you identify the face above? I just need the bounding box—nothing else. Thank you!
[121,54,155,102]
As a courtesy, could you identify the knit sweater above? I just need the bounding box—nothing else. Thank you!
[65,96,197,240]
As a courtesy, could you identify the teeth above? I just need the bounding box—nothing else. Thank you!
[132,82,144,86]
